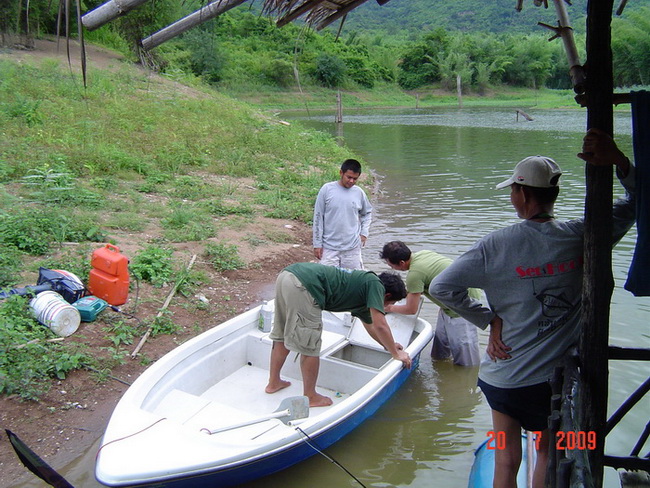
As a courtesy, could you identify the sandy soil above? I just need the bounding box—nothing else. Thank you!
[0,38,317,487]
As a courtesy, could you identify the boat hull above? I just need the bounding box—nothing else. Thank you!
[96,304,432,487]
[468,435,533,488]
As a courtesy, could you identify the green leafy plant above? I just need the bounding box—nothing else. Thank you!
[0,245,23,287]
[5,95,43,126]
[49,352,86,380]
[100,346,130,367]
[0,296,90,400]
[130,245,174,287]
[161,205,216,242]
[104,320,137,347]
[0,208,61,255]
[202,200,253,217]
[313,53,347,88]
[147,313,181,336]
[175,269,207,298]
[0,208,104,256]
[244,235,267,247]
[21,165,75,204]
[204,242,245,272]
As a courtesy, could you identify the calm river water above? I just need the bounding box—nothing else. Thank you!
[13,107,648,488]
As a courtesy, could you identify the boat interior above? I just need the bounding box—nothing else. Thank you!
[137,304,424,435]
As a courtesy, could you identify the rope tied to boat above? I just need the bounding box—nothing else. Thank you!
[95,417,167,460]
[295,426,367,488]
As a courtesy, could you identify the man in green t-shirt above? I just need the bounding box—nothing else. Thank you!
[380,241,481,367]
[265,262,412,407]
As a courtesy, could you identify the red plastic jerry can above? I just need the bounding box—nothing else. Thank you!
[88,244,130,306]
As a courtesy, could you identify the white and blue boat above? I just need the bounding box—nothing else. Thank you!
[95,301,433,487]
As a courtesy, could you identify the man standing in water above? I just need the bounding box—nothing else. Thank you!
[265,262,411,407]
[429,129,635,488]
[313,159,372,269]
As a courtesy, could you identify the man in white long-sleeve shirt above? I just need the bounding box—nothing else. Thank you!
[313,159,372,269]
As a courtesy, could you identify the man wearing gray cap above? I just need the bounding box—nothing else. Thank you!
[429,129,636,488]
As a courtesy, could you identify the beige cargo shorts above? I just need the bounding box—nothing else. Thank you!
[269,270,323,356]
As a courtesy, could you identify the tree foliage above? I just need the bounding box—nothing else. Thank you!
[612,6,650,86]
[1,1,648,91]
[312,53,347,88]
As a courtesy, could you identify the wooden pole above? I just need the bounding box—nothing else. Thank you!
[335,91,342,123]
[456,73,463,108]
[131,255,196,358]
[82,0,151,31]
[141,0,247,51]
[550,0,587,93]
[579,1,615,486]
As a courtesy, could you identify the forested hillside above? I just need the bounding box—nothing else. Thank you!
[1,0,649,96]
[342,0,649,35]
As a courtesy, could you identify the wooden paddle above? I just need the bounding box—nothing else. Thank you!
[5,429,74,488]
[201,396,310,435]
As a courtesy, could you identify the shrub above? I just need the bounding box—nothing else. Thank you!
[261,58,295,88]
[204,242,245,272]
[313,53,346,88]
[0,296,90,400]
[130,245,174,287]
[0,245,23,287]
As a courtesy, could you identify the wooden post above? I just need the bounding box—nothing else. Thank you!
[550,0,587,93]
[82,0,151,31]
[131,255,197,358]
[456,73,463,108]
[141,0,247,51]
[579,1,615,486]
[416,93,420,109]
[335,91,343,124]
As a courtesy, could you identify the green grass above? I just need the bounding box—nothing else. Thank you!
[223,81,585,111]
[0,49,358,399]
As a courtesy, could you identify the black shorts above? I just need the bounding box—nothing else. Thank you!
[478,378,552,432]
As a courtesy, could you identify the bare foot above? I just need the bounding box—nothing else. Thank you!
[265,380,291,394]
[308,393,333,407]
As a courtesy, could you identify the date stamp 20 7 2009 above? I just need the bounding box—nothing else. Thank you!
[486,430,597,451]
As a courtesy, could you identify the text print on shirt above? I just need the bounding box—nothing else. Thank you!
[515,256,583,279]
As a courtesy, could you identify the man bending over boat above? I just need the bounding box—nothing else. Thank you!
[265,262,412,407]
[380,241,482,367]
[429,129,635,488]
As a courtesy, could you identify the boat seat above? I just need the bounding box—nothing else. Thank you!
[259,329,346,357]
[152,388,211,423]
[319,330,347,355]
[184,400,260,433]
[153,389,260,431]
[347,296,424,350]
